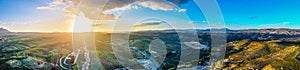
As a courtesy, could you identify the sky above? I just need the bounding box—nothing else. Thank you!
[0,0,300,32]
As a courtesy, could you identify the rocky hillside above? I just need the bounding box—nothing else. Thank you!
[223,40,300,70]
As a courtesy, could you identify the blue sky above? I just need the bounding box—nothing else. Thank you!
[216,0,300,29]
[0,0,300,32]
[181,0,300,29]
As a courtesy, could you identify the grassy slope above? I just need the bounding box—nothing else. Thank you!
[224,40,300,70]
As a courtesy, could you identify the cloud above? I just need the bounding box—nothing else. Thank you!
[134,20,166,27]
[188,20,207,24]
[259,22,290,27]
[102,4,140,15]
[135,0,190,11]
[36,0,73,10]
[178,9,187,12]
[65,0,138,20]
[102,0,139,11]
[136,0,176,11]
[36,7,56,10]
[98,13,116,20]
[67,0,191,20]
[102,0,190,12]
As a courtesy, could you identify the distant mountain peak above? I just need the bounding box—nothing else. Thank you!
[0,28,10,33]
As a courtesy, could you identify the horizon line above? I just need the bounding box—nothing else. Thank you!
[4,27,300,33]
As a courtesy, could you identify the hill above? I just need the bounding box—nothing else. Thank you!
[0,28,10,33]
[223,40,300,70]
